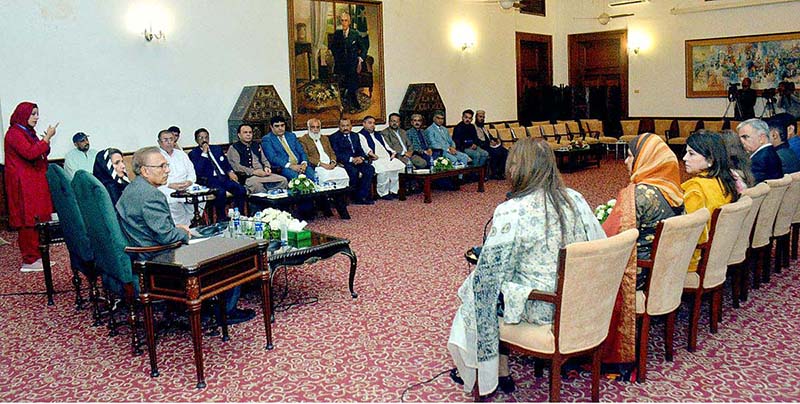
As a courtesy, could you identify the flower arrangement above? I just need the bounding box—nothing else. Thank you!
[594,199,616,224]
[568,139,589,150]
[288,174,316,194]
[433,156,454,171]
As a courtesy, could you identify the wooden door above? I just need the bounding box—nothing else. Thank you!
[568,29,628,122]
[516,32,553,125]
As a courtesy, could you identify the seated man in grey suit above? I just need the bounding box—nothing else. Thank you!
[380,112,428,169]
[117,146,255,325]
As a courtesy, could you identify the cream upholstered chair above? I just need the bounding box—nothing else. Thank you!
[683,197,752,352]
[702,120,725,133]
[771,172,800,274]
[525,125,542,139]
[652,119,674,142]
[666,120,699,146]
[531,120,551,126]
[448,126,455,137]
[496,128,516,147]
[554,123,570,142]
[507,122,522,129]
[636,208,709,382]
[730,183,769,306]
[618,120,641,143]
[583,119,618,152]
[541,124,558,142]
[491,123,507,129]
[751,175,791,288]
[497,229,638,402]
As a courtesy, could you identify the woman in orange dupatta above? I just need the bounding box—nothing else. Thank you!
[600,133,684,378]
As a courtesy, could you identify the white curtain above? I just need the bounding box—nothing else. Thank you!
[310,2,329,80]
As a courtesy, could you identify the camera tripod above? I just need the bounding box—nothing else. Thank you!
[723,98,743,120]
[760,98,777,118]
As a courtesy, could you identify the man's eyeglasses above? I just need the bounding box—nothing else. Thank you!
[143,163,170,169]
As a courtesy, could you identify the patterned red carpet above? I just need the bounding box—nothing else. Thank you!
[1,157,799,401]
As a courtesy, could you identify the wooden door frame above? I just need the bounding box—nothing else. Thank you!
[515,32,553,103]
[568,29,629,118]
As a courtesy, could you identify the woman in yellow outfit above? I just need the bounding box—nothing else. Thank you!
[681,131,741,271]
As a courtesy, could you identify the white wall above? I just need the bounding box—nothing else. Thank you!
[1,0,796,162]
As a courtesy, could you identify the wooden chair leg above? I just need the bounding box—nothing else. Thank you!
[774,238,783,274]
[550,356,562,402]
[591,350,601,402]
[534,359,544,378]
[637,314,650,383]
[782,236,790,268]
[125,288,143,356]
[730,264,741,309]
[710,289,722,334]
[665,311,676,361]
[753,248,763,289]
[792,224,799,260]
[688,291,702,352]
[763,243,772,283]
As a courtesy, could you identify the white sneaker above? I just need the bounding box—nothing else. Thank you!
[20,259,44,273]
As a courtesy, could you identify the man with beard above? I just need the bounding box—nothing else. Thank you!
[64,132,98,179]
[298,118,350,188]
[474,110,508,179]
[380,113,428,169]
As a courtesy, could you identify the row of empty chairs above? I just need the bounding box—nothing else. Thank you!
[482,172,800,401]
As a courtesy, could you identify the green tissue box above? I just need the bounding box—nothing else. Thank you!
[288,230,311,242]
[289,237,313,248]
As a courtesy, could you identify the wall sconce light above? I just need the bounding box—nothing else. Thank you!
[143,25,165,42]
[451,22,477,52]
[631,46,640,54]
[627,29,651,55]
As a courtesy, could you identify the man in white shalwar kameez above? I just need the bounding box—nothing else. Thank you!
[357,116,405,199]
[156,129,196,227]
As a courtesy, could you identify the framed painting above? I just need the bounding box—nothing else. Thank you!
[685,31,800,98]
[287,0,386,129]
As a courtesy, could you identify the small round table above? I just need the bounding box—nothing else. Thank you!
[170,187,219,227]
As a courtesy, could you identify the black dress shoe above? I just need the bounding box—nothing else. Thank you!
[498,375,516,393]
[353,199,375,205]
[225,308,256,325]
[449,368,464,385]
[380,194,396,201]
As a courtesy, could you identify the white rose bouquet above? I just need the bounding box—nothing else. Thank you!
[288,174,316,194]
[433,156,454,172]
[594,198,616,224]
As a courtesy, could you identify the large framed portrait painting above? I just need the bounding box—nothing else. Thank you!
[685,31,800,98]
[287,0,386,128]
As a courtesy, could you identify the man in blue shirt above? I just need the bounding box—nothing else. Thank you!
[262,116,317,181]
[424,111,470,166]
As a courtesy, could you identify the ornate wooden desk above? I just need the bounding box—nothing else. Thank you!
[132,237,272,389]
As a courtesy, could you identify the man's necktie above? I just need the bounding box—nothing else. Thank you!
[279,136,298,165]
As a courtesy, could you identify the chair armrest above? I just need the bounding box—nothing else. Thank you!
[527,289,557,303]
[125,240,183,255]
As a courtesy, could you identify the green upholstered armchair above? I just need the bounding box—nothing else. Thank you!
[45,164,100,323]
[71,171,143,354]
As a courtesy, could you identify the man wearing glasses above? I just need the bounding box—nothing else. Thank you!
[117,146,255,325]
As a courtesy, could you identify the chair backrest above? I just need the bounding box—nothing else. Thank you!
[71,171,137,296]
[702,196,753,288]
[620,120,640,137]
[491,123,507,129]
[646,208,710,315]
[447,126,454,137]
[653,119,674,138]
[773,172,800,237]
[731,183,769,264]
[586,119,604,136]
[45,164,94,273]
[703,120,724,132]
[509,127,524,139]
[565,121,581,136]
[554,123,569,137]
[496,128,515,143]
[729,120,741,131]
[507,122,521,128]
[556,229,638,354]
[541,124,556,137]
[753,175,792,248]
[525,126,541,138]
[677,120,699,138]
[531,120,550,126]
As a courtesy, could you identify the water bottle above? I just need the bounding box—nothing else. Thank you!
[232,208,241,235]
[227,208,235,236]
[254,221,264,240]
[405,158,413,174]
[280,218,288,247]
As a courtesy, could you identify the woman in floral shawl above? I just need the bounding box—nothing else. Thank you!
[600,133,684,372]
[447,138,605,396]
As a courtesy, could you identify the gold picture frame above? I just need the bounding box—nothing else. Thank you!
[685,31,800,98]
[287,0,386,129]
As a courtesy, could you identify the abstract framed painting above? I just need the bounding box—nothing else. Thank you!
[685,31,800,98]
[287,0,386,129]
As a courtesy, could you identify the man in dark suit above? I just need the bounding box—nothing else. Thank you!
[117,146,254,324]
[330,12,367,111]
[330,118,375,205]
[767,114,800,174]
[380,112,428,169]
[261,116,316,181]
[188,128,246,221]
[738,118,783,183]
